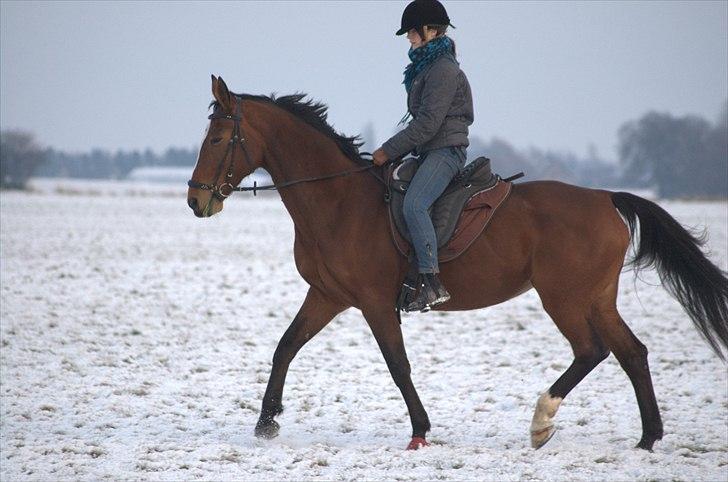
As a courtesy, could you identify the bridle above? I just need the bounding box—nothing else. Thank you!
[187,96,253,201]
[187,95,383,199]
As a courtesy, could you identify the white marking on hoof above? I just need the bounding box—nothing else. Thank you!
[530,392,562,449]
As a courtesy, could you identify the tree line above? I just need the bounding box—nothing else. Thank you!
[618,102,727,198]
[36,146,198,179]
[1,102,726,198]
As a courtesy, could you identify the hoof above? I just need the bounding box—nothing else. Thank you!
[406,437,429,450]
[254,419,280,439]
[636,428,663,451]
[636,437,656,451]
[530,425,556,449]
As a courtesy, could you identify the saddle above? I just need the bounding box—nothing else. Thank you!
[385,156,515,263]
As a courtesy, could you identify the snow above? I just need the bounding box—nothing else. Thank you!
[1,179,727,481]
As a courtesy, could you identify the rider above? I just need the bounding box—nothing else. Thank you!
[372,0,474,312]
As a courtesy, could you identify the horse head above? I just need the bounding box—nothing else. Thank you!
[187,75,265,217]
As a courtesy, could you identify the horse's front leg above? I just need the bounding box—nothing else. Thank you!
[363,307,431,450]
[255,286,347,438]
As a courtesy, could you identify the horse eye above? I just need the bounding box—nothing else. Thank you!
[210,137,223,146]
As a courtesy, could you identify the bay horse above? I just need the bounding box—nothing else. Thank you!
[187,75,728,451]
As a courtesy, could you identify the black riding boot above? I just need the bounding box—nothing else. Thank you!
[405,273,451,313]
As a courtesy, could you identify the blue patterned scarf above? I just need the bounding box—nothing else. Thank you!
[402,35,454,93]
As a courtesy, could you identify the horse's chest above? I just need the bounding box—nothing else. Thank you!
[293,236,354,304]
[293,238,319,283]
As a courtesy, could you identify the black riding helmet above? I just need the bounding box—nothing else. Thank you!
[396,0,455,36]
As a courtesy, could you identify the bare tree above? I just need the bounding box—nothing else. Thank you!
[618,107,727,199]
[359,122,377,153]
[0,130,46,189]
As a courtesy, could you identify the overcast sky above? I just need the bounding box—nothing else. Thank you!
[1,1,726,160]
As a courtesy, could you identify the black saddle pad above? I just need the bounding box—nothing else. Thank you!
[388,156,498,248]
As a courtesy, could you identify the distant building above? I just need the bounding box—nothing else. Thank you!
[126,167,273,187]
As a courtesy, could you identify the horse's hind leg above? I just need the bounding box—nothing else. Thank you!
[590,282,663,450]
[255,286,347,438]
[530,302,610,449]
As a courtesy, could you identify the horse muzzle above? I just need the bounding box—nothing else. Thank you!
[187,195,223,218]
[187,196,205,217]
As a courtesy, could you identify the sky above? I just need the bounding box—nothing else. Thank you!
[1,1,726,161]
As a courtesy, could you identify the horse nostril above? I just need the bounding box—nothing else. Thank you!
[188,197,198,211]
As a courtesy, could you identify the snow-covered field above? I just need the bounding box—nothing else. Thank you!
[1,179,727,481]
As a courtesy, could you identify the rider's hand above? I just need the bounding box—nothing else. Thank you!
[372,148,389,166]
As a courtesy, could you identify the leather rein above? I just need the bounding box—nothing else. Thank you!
[187,96,381,200]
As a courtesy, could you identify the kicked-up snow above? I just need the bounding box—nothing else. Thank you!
[1,180,726,480]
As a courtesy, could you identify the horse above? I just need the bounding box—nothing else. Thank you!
[187,75,728,451]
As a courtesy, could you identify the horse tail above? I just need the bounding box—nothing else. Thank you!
[611,191,728,360]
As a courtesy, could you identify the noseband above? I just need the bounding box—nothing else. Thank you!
[188,96,383,199]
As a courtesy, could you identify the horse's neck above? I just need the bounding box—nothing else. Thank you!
[257,119,380,239]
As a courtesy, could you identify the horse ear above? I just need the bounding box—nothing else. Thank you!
[212,75,232,111]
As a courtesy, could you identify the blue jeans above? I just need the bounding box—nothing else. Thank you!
[402,146,467,273]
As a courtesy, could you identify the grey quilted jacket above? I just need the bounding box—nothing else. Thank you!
[382,52,474,159]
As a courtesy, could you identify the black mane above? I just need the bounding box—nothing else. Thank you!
[210,93,364,161]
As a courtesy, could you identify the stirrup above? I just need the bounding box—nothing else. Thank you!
[426,290,451,311]
[404,295,430,313]
[405,291,450,313]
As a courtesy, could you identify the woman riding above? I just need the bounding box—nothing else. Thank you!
[372,0,474,312]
